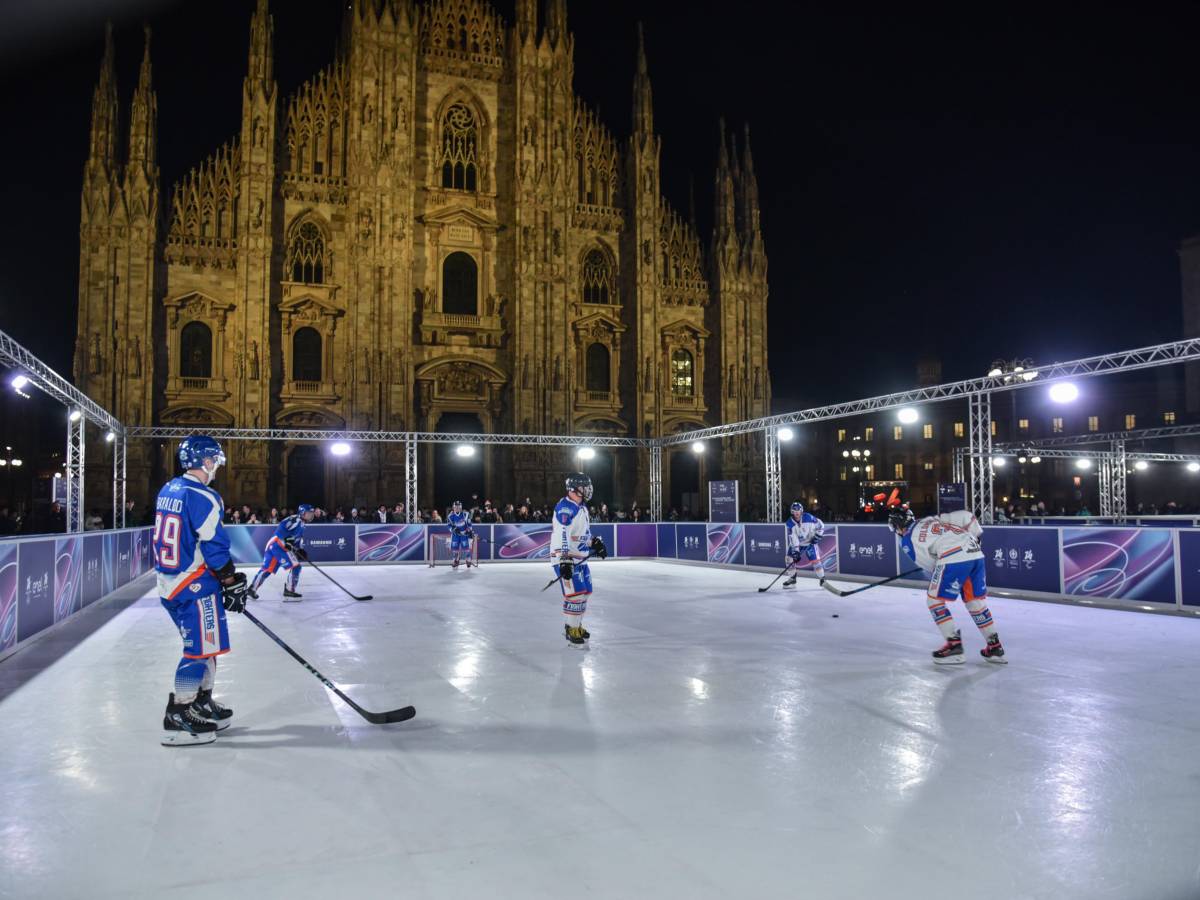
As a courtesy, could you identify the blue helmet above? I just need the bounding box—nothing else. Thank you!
[565,472,593,502]
[297,504,314,515]
[178,435,225,472]
[790,501,804,515]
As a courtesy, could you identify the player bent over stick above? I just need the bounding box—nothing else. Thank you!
[551,473,606,647]
[446,500,477,568]
[153,435,250,746]
[248,503,315,601]
[887,505,1007,665]
[782,501,826,588]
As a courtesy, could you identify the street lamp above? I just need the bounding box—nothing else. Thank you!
[455,444,476,458]
[1075,458,1092,470]
[1189,463,1200,473]
[777,427,795,442]
[330,441,351,457]
[1049,382,1079,403]
[897,407,919,424]
[68,410,82,423]
[576,447,596,461]
[691,441,706,454]
[1134,460,1148,471]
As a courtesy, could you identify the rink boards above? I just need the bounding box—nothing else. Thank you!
[2,521,1197,661]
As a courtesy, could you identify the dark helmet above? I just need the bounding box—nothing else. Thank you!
[178,435,225,482]
[887,504,915,535]
[452,500,463,512]
[789,501,804,517]
[565,472,593,502]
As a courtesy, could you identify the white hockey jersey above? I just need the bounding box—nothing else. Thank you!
[786,512,824,550]
[551,496,592,559]
[900,510,984,572]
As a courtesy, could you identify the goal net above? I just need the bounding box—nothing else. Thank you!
[427,529,481,567]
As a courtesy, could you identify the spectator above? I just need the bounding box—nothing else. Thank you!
[429,508,442,523]
[231,509,242,524]
[376,504,389,524]
[246,510,260,524]
[334,509,346,523]
[85,508,105,531]
[240,505,252,522]
[391,503,406,523]
[1076,505,1092,517]
[268,507,280,524]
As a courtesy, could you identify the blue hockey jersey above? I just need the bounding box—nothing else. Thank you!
[153,474,231,600]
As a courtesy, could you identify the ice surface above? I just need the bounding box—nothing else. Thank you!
[2,560,1199,900]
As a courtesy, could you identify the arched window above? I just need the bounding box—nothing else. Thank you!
[180,322,212,378]
[440,103,478,191]
[671,349,694,397]
[442,252,478,315]
[288,221,326,284]
[582,250,613,304]
[293,327,322,382]
[586,343,610,393]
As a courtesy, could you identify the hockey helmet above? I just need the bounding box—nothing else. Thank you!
[565,472,593,502]
[452,500,463,513]
[178,435,225,483]
[887,504,915,535]
[789,501,804,518]
[297,503,315,521]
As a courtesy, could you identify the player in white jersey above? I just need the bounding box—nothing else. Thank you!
[782,501,826,588]
[551,473,606,646]
[888,505,1007,664]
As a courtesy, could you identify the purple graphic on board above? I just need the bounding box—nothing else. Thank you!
[837,524,898,577]
[226,525,277,565]
[1062,528,1176,605]
[494,524,553,560]
[982,527,1061,594]
[101,534,117,595]
[745,524,787,568]
[54,537,83,622]
[297,525,357,562]
[707,524,745,566]
[616,523,657,557]
[676,524,707,561]
[656,524,677,559]
[357,525,427,562]
[116,531,133,588]
[1178,531,1200,607]
[18,539,54,644]
[81,535,104,608]
[0,542,17,652]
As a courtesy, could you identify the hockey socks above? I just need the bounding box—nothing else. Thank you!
[964,597,998,640]
[174,657,208,705]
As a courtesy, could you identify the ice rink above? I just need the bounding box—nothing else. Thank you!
[2,559,1199,900]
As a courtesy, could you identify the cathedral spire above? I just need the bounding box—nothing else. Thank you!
[245,0,274,99]
[517,0,537,43]
[87,22,119,171]
[632,22,654,137]
[713,118,739,250]
[741,122,760,244]
[127,25,156,171]
[545,0,568,48]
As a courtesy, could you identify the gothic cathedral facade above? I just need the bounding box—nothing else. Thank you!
[75,1,769,513]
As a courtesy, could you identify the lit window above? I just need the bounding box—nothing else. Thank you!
[839,466,847,482]
[1052,417,1063,433]
[893,426,902,440]
[864,426,874,441]
[671,350,694,397]
[837,429,846,442]
[1164,411,1176,425]
[923,424,933,439]
[1087,416,1099,432]
[924,462,934,471]
[894,463,904,479]
[991,421,997,436]
[865,465,874,479]
[1018,418,1029,432]
[954,422,964,438]
[1125,414,1136,430]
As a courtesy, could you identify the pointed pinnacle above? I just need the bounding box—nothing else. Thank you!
[637,21,647,74]
[718,118,728,169]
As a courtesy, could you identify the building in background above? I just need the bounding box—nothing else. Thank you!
[74,0,769,513]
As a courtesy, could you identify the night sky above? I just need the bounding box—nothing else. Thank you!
[2,0,1199,416]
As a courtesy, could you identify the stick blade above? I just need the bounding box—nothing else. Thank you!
[355,594,373,602]
[382,705,416,724]
[820,580,851,598]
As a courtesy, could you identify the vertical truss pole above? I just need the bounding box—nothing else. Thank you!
[405,439,417,524]
[764,428,781,523]
[1097,452,1112,517]
[968,392,994,524]
[1111,440,1127,522]
[952,447,964,484]
[649,445,663,522]
[66,412,85,533]
[113,430,126,528]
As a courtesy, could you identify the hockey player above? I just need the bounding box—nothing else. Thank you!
[153,435,249,746]
[783,501,826,588]
[551,473,606,646]
[248,503,315,601]
[446,500,476,568]
[887,505,1007,665]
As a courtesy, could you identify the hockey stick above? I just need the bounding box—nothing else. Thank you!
[242,608,415,724]
[820,568,923,598]
[757,561,796,593]
[297,552,373,601]
[539,552,594,592]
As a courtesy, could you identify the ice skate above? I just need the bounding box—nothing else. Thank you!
[564,623,586,646]
[932,632,964,665]
[782,575,797,589]
[161,693,218,746]
[194,688,233,730]
[980,634,1008,664]
[282,587,302,601]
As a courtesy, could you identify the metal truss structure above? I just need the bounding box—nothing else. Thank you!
[112,432,127,528]
[649,446,663,522]
[968,393,994,523]
[124,426,650,448]
[404,440,418,524]
[0,329,121,432]
[764,429,782,522]
[994,422,1200,450]
[66,413,85,533]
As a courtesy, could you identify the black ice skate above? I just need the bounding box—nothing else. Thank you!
[194,688,233,730]
[282,587,302,601]
[452,557,460,570]
[564,623,586,646]
[932,632,965,665]
[161,693,218,746]
[782,575,798,589]
[980,634,1008,664]
[247,587,259,600]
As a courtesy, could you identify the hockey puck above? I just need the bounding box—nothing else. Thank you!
[831,614,839,618]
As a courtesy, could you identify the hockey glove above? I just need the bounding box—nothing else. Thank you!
[558,558,575,581]
[294,545,309,561]
[589,536,608,560]
[788,549,803,562]
[221,572,249,614]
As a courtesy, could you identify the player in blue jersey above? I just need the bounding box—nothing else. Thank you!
[153,435,248,746]
[446,500,476,569]
[248,504,315,601]
[782,501,826,589]
[551,473,606,646]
